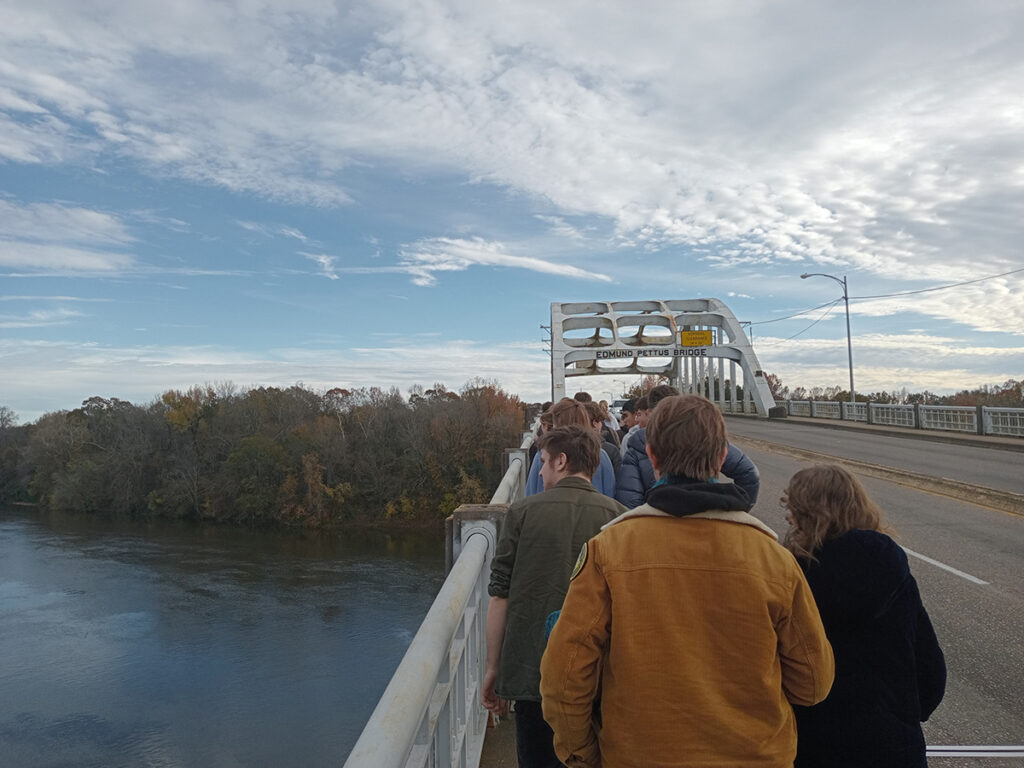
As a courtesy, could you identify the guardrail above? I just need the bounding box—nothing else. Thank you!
[780,401,1024,438]
[343,430,533,768]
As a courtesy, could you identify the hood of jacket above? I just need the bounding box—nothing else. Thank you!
[603,479,775,539]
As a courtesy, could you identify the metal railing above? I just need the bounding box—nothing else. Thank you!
[343,430,533,768]
[780,400,1024,438]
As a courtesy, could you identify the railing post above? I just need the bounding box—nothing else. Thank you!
[914,403,922,429]
[977,405,986,436]
[867,402,874,425]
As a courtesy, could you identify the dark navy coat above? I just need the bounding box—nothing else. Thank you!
[614,427,760,509]
[794,530,946,768]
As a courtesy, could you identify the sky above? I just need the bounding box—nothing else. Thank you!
[2,0,1023,422]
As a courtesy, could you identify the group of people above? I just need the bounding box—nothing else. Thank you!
[483,391,946,768]
[525,386,761,509]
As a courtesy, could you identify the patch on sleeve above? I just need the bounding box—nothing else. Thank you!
[570,541,588,581]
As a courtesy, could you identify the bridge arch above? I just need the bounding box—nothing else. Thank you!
[550,299,778,417]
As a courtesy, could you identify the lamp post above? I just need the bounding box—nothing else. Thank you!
[800,272,855,404]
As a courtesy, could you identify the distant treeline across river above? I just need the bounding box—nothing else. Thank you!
[0,380,525,527]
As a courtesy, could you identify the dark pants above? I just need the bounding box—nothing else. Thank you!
[514,699,564,768]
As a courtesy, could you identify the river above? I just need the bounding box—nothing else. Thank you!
[0,507,446,768]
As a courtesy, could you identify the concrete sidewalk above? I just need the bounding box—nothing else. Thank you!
[478,712,517,768]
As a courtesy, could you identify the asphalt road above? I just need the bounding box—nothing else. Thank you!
[724,416,1024,496]
[732,436,1024,767]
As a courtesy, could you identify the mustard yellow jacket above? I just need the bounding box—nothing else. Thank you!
[540,504,834,768]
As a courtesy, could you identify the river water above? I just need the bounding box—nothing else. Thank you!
[0,508,446,768]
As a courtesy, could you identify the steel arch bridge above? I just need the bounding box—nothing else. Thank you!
[550,299,778,417]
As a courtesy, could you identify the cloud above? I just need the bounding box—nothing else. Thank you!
[755,332,1024,393]
[0,200,135,273]
[385,236,611,286]
[0,1,1022,325]
[301,252,339,280]
[0,307,84,328]
[0,200,135,245]
[237,220,310,243]
[535,215,587,242]
[0,241,134,272]
[0,336,553,422]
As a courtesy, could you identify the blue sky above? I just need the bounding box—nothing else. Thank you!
[2,0,1023,421]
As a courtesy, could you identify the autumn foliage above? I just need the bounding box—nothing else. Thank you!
[1,380,525,526]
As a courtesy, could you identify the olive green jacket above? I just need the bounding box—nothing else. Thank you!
[488,476,625,701]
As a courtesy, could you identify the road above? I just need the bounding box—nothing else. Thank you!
[724,416,1024,495]
[728,427,1024,767]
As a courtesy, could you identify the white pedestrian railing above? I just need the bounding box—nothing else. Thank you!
[343,430,533,768]
[780,401,1024,438]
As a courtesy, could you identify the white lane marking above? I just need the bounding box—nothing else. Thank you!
[928,746,1024,757]
[902,547,989,585]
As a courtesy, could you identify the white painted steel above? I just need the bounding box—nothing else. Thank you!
[870,403,916,428]
[782,400,1024,438]
[841,402,868,422]
[343,529,494,768]
[788,401,812,417]
[490,430,534,505]
[549,299,777,416]
[811,401,841,420]
[986,407,1024,437]
[919,405,977,434]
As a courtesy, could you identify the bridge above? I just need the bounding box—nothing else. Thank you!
[345,298,1024,768]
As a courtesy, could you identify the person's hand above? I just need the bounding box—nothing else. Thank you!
[481,668,508,714]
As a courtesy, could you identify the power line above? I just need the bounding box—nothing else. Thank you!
[749,300,840,326]
[756,300,842,347]
[748,264,1023,327]
[850,265,1024,300]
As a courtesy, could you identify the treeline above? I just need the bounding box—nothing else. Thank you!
[0,381,525,526]
[766,375,1024,407]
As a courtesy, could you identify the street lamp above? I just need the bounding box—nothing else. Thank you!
[800,272,855,404]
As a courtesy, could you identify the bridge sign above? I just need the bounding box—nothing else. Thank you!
[680,330,713,347]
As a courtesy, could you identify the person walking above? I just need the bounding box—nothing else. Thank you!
[483,425,625,768]
[782,464,946,768]
[541,394,834,768]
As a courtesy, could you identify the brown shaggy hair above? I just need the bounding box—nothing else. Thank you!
[550,398,590,428]
[537,425,601,476]
[581,400,604,426]
[646,395,727,481]
[647,384,680,408]
[782,464,889,564]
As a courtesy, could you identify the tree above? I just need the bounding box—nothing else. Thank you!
[764,373,789,400]
[622,374,670,400]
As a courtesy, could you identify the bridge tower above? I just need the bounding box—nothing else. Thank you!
[550,299,779,417]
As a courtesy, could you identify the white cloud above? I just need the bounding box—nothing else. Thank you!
[0,1,1022,326]
[0,307,84,328]
[0,241,134,272]
[0,336,553,421]
[301,252,339,280]
[389,236,611,286]
[756,332,1024,394]
[0,200,135,245]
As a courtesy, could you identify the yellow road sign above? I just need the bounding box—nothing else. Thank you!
[679,330,713,347]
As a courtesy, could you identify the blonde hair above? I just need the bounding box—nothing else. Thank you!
[646,395,726,481]
[782,464,889,563]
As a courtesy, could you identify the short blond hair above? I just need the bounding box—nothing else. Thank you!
[646,395,727,480]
